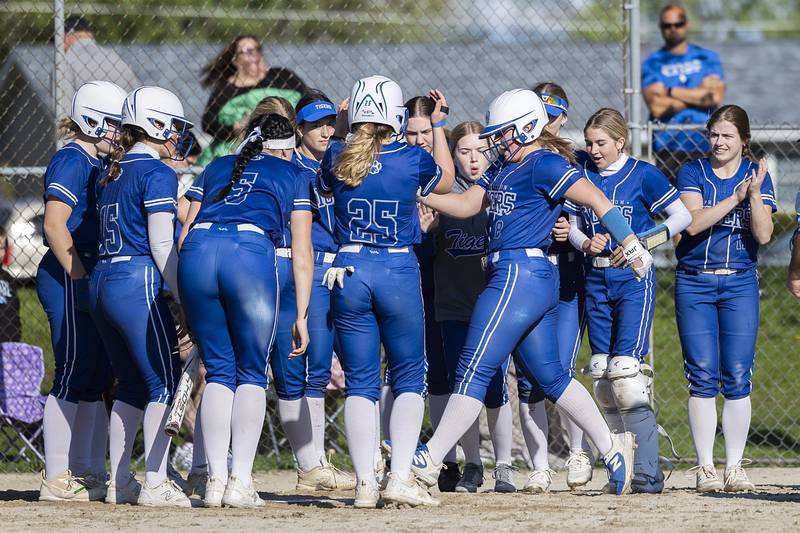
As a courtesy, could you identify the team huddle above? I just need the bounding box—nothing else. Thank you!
[35,71,773,508]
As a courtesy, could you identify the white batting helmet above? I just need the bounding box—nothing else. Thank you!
[480,89,547,145]
[70,81,127,138]
[348,75,407,137]
[122,86,193,141]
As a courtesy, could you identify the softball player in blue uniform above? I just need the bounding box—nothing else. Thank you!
[675,105,775,493]
[271,91,355,491]
[413,89,650,497]
[38,81,126,502]
[571,108,691,493]
[179,113,313,508]
[318,75,454,507]
[90,86,193,507]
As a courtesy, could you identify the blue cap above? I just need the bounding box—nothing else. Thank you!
[296,101,337,124]
[540,93,568,118]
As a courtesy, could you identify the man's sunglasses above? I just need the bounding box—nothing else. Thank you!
[660,20,687,30]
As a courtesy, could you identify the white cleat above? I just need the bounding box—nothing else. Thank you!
[185,468,208,498]
[203,476,226,507]
[724,461,755,493]
[105,473,141,505]
[38,470,93,502]
[222,476,265,508]
[565,449,594,490]
[296,463,356,491]
[409,444,442,488]
[138,479,191,508]
[521,469,553,494]
[381,472,439,507]
[688,464,724,493]
[354,479,381,509]
[603,431,636,496]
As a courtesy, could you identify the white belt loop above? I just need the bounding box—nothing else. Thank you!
[593,257,613,268]
[276,248,292,258]
[193,222,212,230]
[387,246,409,254]
[323,252,336,264]
[237,223,265,235]
[524,248,544,258]
[110,256,132,263]
[547,253,558,266]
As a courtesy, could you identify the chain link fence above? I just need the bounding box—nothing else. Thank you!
[5,1,797,475]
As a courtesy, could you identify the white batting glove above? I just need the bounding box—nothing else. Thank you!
[622,240,653,280]
[322,266,355,290]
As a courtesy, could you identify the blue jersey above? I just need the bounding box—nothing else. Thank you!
[42,143,103,253]
[574,154,679,254]
[95,150,177,258]
[675,158,776,270]
[184,172,204,202]
[477,150,580,254]
[292,150,337,253]
[194,154,311,244]
[319,140,441,247]
[642,43,725,152]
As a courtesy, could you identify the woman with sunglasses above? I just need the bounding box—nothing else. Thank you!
[90,86,194,507]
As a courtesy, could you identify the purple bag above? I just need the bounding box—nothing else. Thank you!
[0,342,46,424]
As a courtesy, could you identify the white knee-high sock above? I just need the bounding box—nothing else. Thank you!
[389,393,425,479]
[108,401,143,487]
[43,396,78,479]
[460,418,482,465]
[231,385,266,487]
[201,383,234,481]
[487,403,513,465]
[305,396,327,462]
[91,401,109,474]
[519,401,550,470]
[688,396,717,466]
[425,394,484,465]
[345,396,378,487]
[722,397,750,469]
[191,402,207,471]
[555,379,613,456]
[558,405,588,452]
[277,398,319,472]
[374,401,383,470]
[69,400,97,476]
[142,402,171,487]
[379,385,393,441]
[428,394,456,462]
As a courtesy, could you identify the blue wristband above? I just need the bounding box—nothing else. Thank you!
[432,120,447,128]
[600,207,635,244]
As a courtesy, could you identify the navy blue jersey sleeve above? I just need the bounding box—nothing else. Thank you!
[184,171,205,202]
[44,151,91,207]
[562,200,578,216]
[143,166,178,214]
[643,165,680,214]
[761,171,777,212]
[318,142,342,194]
[416,148,443,196]
[676,161,702,195]
[535,153,581,202]
[292,168,312,212]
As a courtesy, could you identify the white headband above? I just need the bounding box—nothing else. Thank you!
[234,126,295,154]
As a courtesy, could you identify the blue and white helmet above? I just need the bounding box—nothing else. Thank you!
[70,81,127,138]
[348,75,407,137]
[479,89,547,145]
[122,86,193,141]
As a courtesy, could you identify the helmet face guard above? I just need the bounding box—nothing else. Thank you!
[165,119,194,161]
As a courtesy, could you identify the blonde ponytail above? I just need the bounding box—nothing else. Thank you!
[334,123,393,188]
[538,130,577,165]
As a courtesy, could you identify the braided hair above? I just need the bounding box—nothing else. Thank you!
[213,113,294,202]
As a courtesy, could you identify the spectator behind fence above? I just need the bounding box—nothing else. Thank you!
[642,4,725,182]
[0,226,22,343]
[61,15,140,115]
[199,35,307,165]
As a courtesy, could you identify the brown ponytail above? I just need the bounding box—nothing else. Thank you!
[57,117,82,139]
[333,123,393,188]
[103,126,147,185]
[538,129,577,165]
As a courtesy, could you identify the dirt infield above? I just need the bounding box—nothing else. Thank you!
[1,468,799,532]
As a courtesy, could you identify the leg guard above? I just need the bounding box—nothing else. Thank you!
[607,357,663,493]
[584,354,624,434]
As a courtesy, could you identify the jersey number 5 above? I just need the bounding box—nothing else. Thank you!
[99,203,122,255]
[347,198,399,246]
[225,172,258,206]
